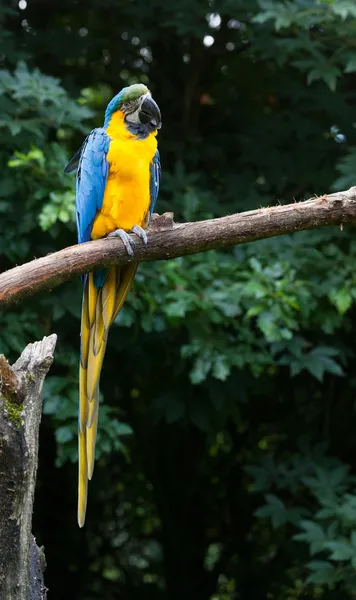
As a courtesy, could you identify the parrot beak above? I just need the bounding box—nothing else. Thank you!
[139,96,162,129]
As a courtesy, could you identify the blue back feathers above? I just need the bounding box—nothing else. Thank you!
[74,128,110,244]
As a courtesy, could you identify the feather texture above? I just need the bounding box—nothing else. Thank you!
[65,85,161,527]
[78,264,138,525]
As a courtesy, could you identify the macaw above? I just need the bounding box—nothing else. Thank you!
[64,83,161,527]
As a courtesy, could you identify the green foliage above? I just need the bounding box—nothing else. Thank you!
[253,0,356,90]
[0,61,92,139]
[43,376,133,466]
[2,0,356,599]
[248,438,356,592]
[120,230,352,385]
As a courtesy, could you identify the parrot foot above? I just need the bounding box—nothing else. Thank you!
[107,229,136,257]
[130,225,148,246]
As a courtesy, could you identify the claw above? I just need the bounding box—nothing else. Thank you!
[107,229,135,257]
[130,225,148,246]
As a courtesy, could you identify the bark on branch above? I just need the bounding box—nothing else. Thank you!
[0,334,57,600]
[1,187,356,306]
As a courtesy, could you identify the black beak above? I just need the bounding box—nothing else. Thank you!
[139,96,162,129]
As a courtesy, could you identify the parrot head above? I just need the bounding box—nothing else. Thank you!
[104,83,161,135]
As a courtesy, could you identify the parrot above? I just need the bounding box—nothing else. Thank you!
[64,83,161,527]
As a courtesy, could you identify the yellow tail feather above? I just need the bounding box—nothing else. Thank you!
[77,263,138,526]
[80,290,90,369]
[78,430,88,528]
[87,272,97,327]
[87,320,107,402]
[102,267,117,330]
[112,264,138,322]
[79,365,88,433]
[93,290,105,357]
[87,387,99,480]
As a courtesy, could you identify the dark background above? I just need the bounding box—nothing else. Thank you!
[2,0,356,598]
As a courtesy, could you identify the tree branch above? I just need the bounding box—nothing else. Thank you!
[0,334,57,600]
[1,187,356,307]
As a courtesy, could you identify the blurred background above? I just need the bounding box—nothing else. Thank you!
[2,0,356,598]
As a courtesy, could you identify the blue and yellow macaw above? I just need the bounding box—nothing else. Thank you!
[65,83,161,527]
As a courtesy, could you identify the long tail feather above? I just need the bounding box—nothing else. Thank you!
[78,430,88,528]
[77,262,138,527]
[87,386,99,480]
[112,264,138,322]
[102,267,117,330]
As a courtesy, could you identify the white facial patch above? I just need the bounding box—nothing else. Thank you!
[124,92,151,124]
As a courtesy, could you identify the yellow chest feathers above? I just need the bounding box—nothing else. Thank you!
[106,111,158,176]
[91,111,158,239]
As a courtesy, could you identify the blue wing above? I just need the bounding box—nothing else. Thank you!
[149,149,161,216]
[65,128,110,244]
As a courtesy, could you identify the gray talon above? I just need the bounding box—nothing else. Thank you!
[131,224,148,246]
[107,228,135,257]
